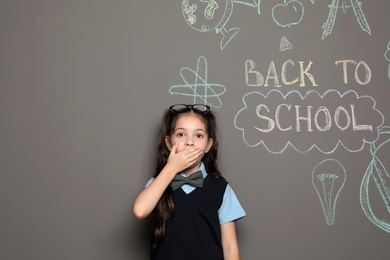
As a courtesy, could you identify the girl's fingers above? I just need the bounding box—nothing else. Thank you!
[168,146,204,171]
[186,148,202,158]
[187,148,203,162]
[170,143,178,154]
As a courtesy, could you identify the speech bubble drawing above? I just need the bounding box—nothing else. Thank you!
[234,89,384,154]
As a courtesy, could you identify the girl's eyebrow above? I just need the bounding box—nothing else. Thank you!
[173,127,186,132]
[174,127,206,133]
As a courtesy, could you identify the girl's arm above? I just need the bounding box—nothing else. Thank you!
[221,221,240,260]
[132,144,203,219]
[132,163,178,219]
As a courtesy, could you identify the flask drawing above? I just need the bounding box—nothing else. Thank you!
[312,159,346,226]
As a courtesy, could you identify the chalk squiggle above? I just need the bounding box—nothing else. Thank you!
[384,41,390,81]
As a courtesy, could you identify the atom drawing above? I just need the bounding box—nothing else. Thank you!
[169,56,226,108]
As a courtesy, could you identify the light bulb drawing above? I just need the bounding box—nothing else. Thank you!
[312,159,346,226]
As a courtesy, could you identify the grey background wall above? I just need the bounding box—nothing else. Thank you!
[1,1,390,259]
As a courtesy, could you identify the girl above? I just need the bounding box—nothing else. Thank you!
[133,104,246,260]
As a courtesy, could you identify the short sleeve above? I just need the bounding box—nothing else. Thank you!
[145,177,154,188]
[218,184,246,224]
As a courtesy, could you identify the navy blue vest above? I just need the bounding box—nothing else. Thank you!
[151,176,228,260]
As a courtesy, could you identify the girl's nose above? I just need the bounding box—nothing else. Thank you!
[186,138,194,146]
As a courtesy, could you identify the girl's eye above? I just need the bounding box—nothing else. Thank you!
[176,133,184,137]
[196,134,204,138]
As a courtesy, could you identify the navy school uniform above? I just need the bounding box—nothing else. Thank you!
[145,163,246,260]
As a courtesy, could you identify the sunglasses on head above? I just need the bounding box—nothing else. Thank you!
[169,104,210,114]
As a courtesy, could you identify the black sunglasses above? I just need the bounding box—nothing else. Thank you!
[169,104,210,114]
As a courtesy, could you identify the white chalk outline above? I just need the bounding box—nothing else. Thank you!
[233,89,384,154]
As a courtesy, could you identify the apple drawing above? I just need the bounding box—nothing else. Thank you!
[272,0,304,28]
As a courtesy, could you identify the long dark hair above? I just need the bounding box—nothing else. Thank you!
[150,106,221,248]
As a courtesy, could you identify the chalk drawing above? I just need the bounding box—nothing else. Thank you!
[234,89,384,154]
[182,0,261,50]
[384,41,390,81]
[279,36,293,51]
[335,60,371,85]
[272,0,304,28]
[322,0,371,40]
[312,159,346,226]
[169,56,226,108]
[360,126,390,233]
